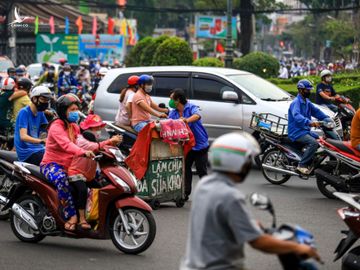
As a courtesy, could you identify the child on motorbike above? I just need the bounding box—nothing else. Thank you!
[115,75,139,126]
[41,94,95,231]
[67,114,122,230]
[0,77,16,133]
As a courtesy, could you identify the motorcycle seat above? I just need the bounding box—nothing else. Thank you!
[326,139,360,156]
[24,164,49,183]
[114,123,137,135]
[0,150,18,163]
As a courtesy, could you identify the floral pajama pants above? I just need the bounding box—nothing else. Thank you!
[40,163,76,220]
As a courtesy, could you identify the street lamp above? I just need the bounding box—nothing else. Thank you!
[225,0,233,68]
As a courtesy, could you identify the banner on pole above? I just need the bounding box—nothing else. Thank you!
[195,15,237,39]
[36,34,79,64]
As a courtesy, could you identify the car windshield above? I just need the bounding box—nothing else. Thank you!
[27,65,42,78]
[0,59,14,72]
[227,74,292,101]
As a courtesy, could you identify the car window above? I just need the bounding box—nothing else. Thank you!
[0,59,14,73]
[153,76,189,97]
[193,77,234,101]
[107,73,142,94]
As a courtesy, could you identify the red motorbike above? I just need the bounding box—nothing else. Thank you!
[315,138,360,199]
[335,95,356,141]
[334,192,360,270]
[0,144,156,254]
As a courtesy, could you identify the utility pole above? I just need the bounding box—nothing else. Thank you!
[7,3,17,65]
[225,0,233,68]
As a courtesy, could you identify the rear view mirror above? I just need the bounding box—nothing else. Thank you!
[249,192,272,211]
[222,91,239,102]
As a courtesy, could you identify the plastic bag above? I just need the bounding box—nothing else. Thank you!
[86,189,99,221]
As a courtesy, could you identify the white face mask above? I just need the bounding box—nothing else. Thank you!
[325,76,332,83]
[64,71,70,76]
[144,85,153,93]
[94,130,102,139]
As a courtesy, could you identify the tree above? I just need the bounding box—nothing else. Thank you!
[140,35,170,66]
[125,37,154,67]
[152,37,193,65]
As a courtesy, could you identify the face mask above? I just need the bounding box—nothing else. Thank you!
[67,111,79,123]
[169,99,177,109]
[302,90,311,99]
[94,130,102,139]
[36,101,49,112]
[144,85,152,93]
[325,77,332,83]
[64,71,70,76]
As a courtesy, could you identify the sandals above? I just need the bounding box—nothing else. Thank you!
[78,222,91,230]
[64,221,77,231]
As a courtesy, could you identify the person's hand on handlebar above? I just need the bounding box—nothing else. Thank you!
[158,113,168,119]
[294,244,323,264]
[310,121,321,128]
[110,135,123,145]
[84,151,95,158]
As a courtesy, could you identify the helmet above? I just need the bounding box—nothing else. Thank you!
[80,60,89,66]
[17,78,33,92]
[59,58,67,64]
[98,67,108,76]
[16,67,25,76]
[297,79,313,90]
[30,85,52,99]
[7,67,16,75]
[1,77,16,90]
[209,132,260,174]
[18,64,26,70]
[138,74,154,85]
[56,93,81,121]
[128,75,139,86]
[320,69,332,79]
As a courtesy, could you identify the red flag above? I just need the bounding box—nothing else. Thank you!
[75,16,83,35]
[92,16,97,36]
[107,17,114,35]
[49,16,55,34]
[216,41,225,53]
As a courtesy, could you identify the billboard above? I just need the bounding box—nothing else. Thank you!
[36,34,79,65]
[78,34,125,64]
[195,16,237,39]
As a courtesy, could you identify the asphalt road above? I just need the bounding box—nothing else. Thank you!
[0,169,346,270]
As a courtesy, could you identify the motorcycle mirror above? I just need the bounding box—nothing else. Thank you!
[249,193,276,228]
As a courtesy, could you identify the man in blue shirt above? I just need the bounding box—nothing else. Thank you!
[288,79,329,175]
[169,89,209,200]
[14,86,52,165]
[315,69,339,113]
[57,64,77,97]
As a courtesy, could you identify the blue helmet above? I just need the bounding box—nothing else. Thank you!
[297,79,313,91]
[138,74,154,85]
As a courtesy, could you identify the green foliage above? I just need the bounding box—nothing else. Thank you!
[152,37,193,66]
[125,37,154,67]
[140,35,170,66]
[193,57,224,67]
[233,52,279,78]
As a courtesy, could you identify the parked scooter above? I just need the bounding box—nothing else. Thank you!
[333,192,360,270]
[0,144,156,254]
[314,138,360,199]
[250,193,320,270]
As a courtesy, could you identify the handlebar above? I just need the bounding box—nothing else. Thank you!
[92,154,103,161]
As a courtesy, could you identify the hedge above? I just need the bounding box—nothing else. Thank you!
[140,35,170,66]
[125,37,153,67]
[233,52,279,78]
[152,37,193,66]
[193,57,224,67]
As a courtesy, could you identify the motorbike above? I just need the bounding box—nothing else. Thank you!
[0,143,156,254]
[104,121,137,156]
[250,192,320,270]
[253,113,339,185]
[333,192,360,270]
[0,128,14,151]
[0,150,19,220]
[335,95,356,141]
[314,138,360,199]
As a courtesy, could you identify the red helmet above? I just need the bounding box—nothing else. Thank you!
[127,75,139,86]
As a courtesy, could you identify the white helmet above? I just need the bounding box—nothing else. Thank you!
[320,69,332,78]
[1,77,16,90]
[209,132,260,173]
[98,67,108,76]
[30,85,52,99]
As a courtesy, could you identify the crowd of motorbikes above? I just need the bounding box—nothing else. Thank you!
[0,87,359,268]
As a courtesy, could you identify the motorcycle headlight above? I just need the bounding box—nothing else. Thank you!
[109,148,125,163]
[109,172,131,193]
[344,107,353,115]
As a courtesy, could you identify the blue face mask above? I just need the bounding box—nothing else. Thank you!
[67,111,79,123]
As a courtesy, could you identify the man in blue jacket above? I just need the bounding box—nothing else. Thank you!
[288,79,329,175]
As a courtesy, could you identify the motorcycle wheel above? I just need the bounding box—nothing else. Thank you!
[10,195,45,243]
[0,174,13,220]
[316,165,340,199]
[110,208,156,255]
[342,246,360,270]
[261,148,291,185]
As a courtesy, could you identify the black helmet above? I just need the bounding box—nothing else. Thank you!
[56,94,81,121]
[17,78,33,92]
[7,67,16,75]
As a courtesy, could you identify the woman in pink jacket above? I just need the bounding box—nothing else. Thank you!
[41,94,95,231]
